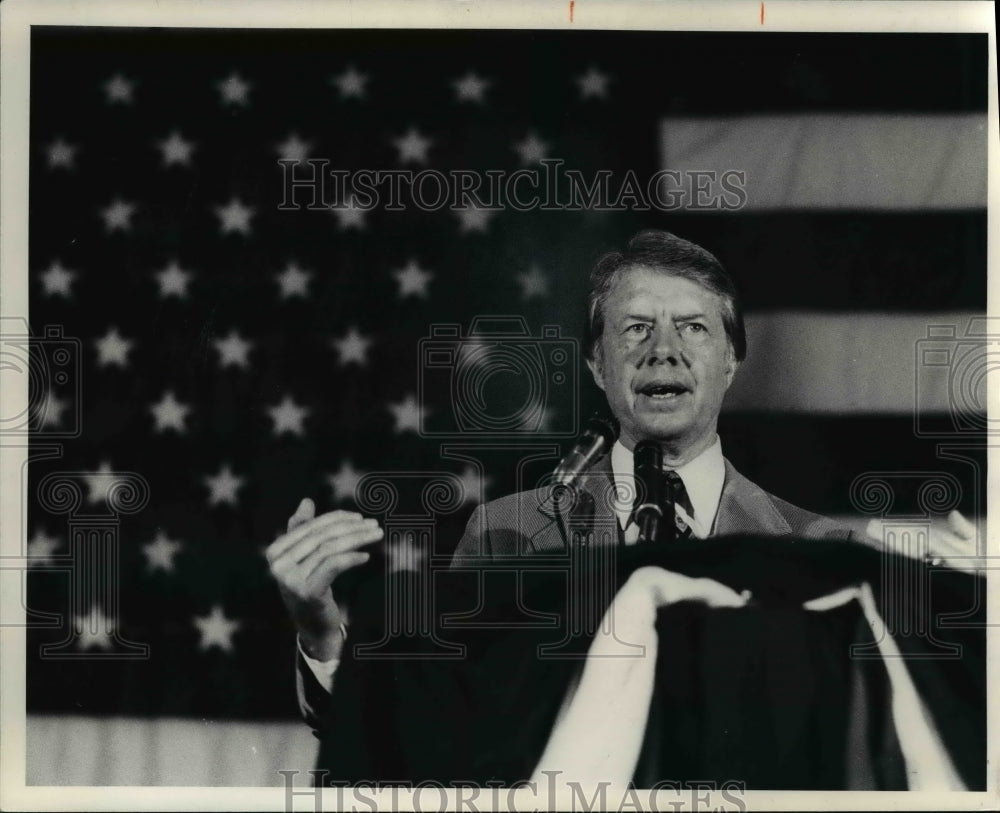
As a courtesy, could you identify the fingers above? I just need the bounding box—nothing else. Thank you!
[631,567,749,609]
[287,498,315,532]
[269,509,372,562]
[298,524,384,577]
[947,509,977,540]
[688,577,749,608]
[269,531,377,606]
[305,550,372,589]
[865,518,885,542]
[932,529,972,556]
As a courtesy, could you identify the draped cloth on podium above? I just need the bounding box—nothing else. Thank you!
[313,537,985,790]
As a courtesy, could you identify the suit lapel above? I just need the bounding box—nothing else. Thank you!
[532,454,792,551]
[533,452,618,553]
[713,459,793,537]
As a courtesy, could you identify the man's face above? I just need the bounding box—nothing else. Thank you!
[586,266,738,459]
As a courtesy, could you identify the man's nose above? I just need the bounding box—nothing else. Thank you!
[644,325,682,366]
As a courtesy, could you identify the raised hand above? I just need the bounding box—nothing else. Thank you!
[266,498,383,660]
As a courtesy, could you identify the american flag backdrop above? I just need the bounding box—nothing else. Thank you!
[22,27,988,784]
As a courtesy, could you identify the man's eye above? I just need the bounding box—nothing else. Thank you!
[683,322,706,333]
[625,324,650,335]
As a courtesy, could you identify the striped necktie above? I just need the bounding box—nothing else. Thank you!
[664,470,694,541]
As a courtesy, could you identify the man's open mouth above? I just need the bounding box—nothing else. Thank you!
[638,382,690,399]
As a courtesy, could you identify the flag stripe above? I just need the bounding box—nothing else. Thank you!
[634,211,986,312]
[716,414,987,518]
[660,114,988,210]
[725,311,993,413]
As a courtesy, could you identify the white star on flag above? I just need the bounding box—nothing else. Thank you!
[46,138,76,169]
[276,133,312,163]
[193,605,241,653]
[75,605,116,651]
[330,197,368,230]
[520,404,556,433]
[158,131,195,166]
[36,393,68,429]
[457,466,492,504]
[103,74,134,104]
[217,72,251,105]
[85,461,124,505]
[40,260,76,296]
[95,326,134,367]
[393,127,433,164]
[393,260,433,298]
[385,532,425,574]
[455,205,495,234]
[516,264,550,299]
[453,71,490,103]
[332,327,372,366]
[388,394,424,434]
[513,131,549,165]
[213,330,252,369]
[143,531,183,573]
[268,395,309,436]
[150,391,191,433]
[328,460,365,502]
[155,261,192,299]
[577,66,610,99]
[100,198,136,232]
[204,464,244,507]
[214,197,254,236]
[276,262,311,299]
[332,65,368,99]
[27,527,61,565]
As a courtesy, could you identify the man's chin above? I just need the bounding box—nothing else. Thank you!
[627,413,691,444]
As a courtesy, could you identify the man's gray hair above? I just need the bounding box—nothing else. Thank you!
[584,229,747,362]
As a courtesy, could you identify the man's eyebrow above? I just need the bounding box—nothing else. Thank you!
[619,311,710,322]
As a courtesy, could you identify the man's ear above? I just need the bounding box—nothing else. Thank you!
[586,350,606,392]
[723,348,740,388]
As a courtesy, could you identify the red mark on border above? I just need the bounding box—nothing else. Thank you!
[760,2,765,24]
[570,1,575,23]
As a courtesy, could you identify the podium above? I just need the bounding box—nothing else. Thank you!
[315,535,985,790]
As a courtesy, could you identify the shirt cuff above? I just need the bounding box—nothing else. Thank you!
[297,635,340,694]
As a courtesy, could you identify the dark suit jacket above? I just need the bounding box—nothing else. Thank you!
[451,451,855,562]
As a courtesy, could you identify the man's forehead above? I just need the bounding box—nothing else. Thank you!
[607,266,721,311]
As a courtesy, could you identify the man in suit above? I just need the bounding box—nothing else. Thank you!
[451,229,853,563]
[267,229,858,725]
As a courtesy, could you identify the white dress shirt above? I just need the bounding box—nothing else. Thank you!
[610,435,726,543]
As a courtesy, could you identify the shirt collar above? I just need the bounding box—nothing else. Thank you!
[609,435,726,538]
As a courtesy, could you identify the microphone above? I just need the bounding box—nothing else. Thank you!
[633,440,665,544]
[552,414,619,488]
